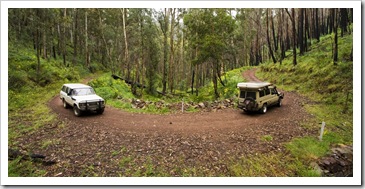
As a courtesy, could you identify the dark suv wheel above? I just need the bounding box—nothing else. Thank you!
[260,103,267,114]
[97,108,104,115]
[277,99,282,107]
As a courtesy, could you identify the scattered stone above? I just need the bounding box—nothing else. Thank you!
[198,102,205,109]
[317,144,353,177]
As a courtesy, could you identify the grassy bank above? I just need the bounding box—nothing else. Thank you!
[7,44,97,176]
[256,32,353,175]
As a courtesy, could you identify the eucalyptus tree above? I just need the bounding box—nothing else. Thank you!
[184,8,235,98]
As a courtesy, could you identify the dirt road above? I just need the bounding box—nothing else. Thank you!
[29,69,314,176]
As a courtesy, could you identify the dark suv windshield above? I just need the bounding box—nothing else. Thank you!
[240,91,256,100]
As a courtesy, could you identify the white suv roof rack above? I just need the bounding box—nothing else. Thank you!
[63,83,90,89]
[237,82,272,89]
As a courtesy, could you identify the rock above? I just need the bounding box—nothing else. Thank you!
[317,144,353,177]
[198,102,205,109]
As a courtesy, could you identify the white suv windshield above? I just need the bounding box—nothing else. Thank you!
[72,88,96,96]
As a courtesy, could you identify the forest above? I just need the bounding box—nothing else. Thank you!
[7,7,355,180]
[8,8,353,97]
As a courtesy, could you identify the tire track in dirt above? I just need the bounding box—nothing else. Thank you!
[31,69,315,176]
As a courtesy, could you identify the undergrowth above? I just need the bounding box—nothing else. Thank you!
[256,32,353,176]
[8,43,96,176]
[88,67,248,114]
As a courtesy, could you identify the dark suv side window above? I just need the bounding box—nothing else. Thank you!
[265,88,270,95]
[240,90,246,98]
[271,88,277,95]
[259,90,265,97]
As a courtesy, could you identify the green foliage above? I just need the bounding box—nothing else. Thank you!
[89,74,135,99]
[8,43,95,176]
[257,32,353,176]
[8,157,46,177]
[188,67,248,102]
[286,137,330,161]
[8,44,87,90]
[261,135,273,142]
[228,153,295,176]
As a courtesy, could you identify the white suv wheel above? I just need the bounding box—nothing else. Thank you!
[63,99,69,109]
[73,106,81,117]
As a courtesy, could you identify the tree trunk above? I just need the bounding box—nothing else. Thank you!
[85,9,89,68]
[73,8,78,66]
[42,27,47,59]
[285,8,297,66]
[333,8,338,65]
[169,8,175,94]
[271,9,278,51]
[315,8,320,42]
[298,8,304,55]
[122,8,129,77]
[266,8,276,63]
[304,8,310,51]
[63,8,67,66]
[36,21,41,83]
[340,8,348,37]
[212,60,219,99]
[161,8,169,95]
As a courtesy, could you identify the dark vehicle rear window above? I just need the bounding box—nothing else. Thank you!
[240,91,256,100]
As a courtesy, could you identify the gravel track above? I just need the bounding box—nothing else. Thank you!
[25,69,315,176]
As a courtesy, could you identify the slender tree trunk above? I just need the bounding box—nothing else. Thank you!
[271,9,278,51]
[212,60,219,99]
[36,20,41,83]
[266,8,276,63]
[334,8,338,65]
[191,68,195,95]
[73,8,78,66]
[98,10,113,74]
[340,8,348,37]
[63,8,67,66]
[298,8,304,55]
[85,9,89,68]
[162,8,169,95]
[280,9,285,63]
[42,27,47,59]
[315,8,320,42]
[304,8,310,51]
[169,8,175,94]
[286,8,297,66]
[285,9,290,51]
[122,8,129,77]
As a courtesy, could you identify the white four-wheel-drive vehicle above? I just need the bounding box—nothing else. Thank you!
[60,83,105,116]
[237,82,284,114]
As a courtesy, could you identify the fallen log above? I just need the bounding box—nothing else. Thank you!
[8,148,57,166]
[111,74,147,88]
